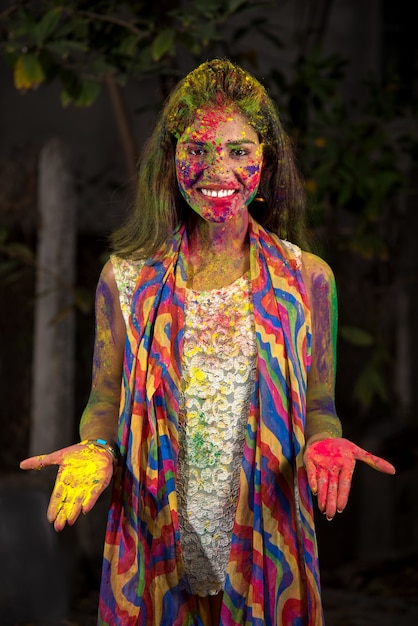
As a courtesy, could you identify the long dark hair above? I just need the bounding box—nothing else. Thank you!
[111,58,309,258]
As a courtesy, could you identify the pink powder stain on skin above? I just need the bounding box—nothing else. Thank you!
[307,438,396,476]
[310,439,352,471]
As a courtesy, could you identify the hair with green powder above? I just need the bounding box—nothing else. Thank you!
[111,58,309,258]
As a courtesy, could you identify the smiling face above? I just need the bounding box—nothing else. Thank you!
[175,105,263,223]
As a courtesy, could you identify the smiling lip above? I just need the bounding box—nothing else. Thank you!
[199,188,238,198]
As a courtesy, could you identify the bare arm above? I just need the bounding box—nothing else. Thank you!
[301,251,395,519]
[79,258,126,444]
[20,258,127,530]
[301,251,342,444]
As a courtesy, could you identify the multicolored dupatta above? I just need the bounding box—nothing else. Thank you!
[98,217,323,625]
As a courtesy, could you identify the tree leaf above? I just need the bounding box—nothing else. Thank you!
[118,33,147,57]
[55,17,88,40]
[45,40,89,58]
[74,287,93,314]
[34,7,62,45]
[353,361,388,409]
[74,80,101,107]
[14,53,45,90]
[60,68,81,102]
[339,325,374,347]
[227,0,248,13]
[0,259,20,275]
[60,88,72,107]
[151,28,175,62]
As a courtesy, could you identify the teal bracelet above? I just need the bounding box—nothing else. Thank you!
[81,438,119,462]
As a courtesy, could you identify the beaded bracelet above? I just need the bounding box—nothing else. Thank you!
[80,438,119,463]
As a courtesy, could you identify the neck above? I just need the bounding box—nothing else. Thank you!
[186,210,250,289]
[189,210,249,254]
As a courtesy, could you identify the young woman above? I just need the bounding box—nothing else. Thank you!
[21,59,395,625]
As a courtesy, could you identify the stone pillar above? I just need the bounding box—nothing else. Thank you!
[30,138,76,455]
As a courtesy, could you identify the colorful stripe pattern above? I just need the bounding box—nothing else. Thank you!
[98,217,323,625]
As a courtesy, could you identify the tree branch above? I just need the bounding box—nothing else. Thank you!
[105,73,139,190]
[71,8,146,37]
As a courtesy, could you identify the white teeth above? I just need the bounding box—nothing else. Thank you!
[200,188,236,198]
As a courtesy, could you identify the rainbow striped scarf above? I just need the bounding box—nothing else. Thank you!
[99,217,323,625]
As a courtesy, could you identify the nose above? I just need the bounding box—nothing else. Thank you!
[208,148,231,176]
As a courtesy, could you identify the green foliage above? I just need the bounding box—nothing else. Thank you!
[351,345,390,410]
[151,28,175,62]
[14,52,45,89]
[0,0,266,106]
[0,227,34,285]
[0,227,94,315]
[339,325,374,348]
[267,51,417,260]
[339,326,389,410]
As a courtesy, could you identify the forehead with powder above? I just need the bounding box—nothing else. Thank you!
[178,105,259,146]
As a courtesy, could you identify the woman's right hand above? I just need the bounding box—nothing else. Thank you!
[20,442,115,531]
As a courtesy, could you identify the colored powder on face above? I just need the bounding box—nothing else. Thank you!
[245,164,262,176]
[175,105,263,223]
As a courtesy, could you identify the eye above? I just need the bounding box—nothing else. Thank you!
[230,147,249,157]
[180,142,208,156]
[188,147,206,156]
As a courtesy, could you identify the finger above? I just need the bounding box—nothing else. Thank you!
[47,492,66,523]
[51,488,82,530]
[81,488,104,515]
[336,465,355,513]
[53,505,70,532]
[304,458,318,495]
[20,454,52,471]
[316,468,329,513]
[58,473,110,524]
[325,471,339,520]
[66,495,85,526]
[21,448,66,470]
[47,476,67,522]
[48,464,84,523]
[353,447,396,475]
[57,479,108,527]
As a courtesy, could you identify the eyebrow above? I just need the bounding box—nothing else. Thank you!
[182,139,257,146]
[226,139,257,145]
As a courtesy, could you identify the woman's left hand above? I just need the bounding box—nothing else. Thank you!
[303,437,396,520]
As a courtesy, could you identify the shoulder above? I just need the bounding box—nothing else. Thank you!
[300,251,337,300]
[100,258,116,284]
[301,251,335,280]
[109,254,145,291]
[95,259,121,306]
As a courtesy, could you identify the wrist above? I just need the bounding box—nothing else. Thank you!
[80,438,119,465]
[305,432,338,449]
